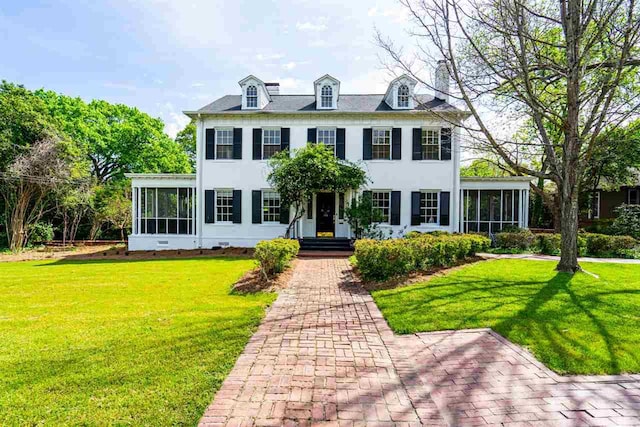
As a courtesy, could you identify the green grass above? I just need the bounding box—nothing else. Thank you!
[372,259,640,375]
[0,257,275,425]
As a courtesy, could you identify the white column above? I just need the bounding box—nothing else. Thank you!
[523,189,530,228]
[131,185,137,235]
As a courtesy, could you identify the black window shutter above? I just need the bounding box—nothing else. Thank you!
[252,129,262,160]
[205,190,215,223]
[252,190,262,224]
[336,128,346,160]
[440,191,450,226]
[363,128,372,160]
[392,128,402,160]
[307,197,313,219]
[232,128,242,159]
[279,202,290,224]
[411,192,421,225]
[307,128,317,144]
[205,129,215,160]
[390,191,401,225]
[232,190,242,224]
[440,128,452,160]
[412,128,422,160]
[339,193,345,219]
[281,128,290,153]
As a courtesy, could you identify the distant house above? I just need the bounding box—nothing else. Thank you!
[585,176,640,221]
[126,64,532,251]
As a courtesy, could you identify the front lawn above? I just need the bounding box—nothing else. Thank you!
[372,259,640,375]
[0,257,274,425]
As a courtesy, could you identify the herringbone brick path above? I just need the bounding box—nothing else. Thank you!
[199,258,640,426]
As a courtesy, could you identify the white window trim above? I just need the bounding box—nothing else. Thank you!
[261,189,281,224]
[371,127,392,161]
[261,127,282,160]
[317,127,337,155]
[245,85,259,109]
[320,85,334,109]
[214,188,234,224]
[371,190,392,224]
[212,128,234,161]
[420,127,441,161]
[397,84,410,109]
[420,190,440,226]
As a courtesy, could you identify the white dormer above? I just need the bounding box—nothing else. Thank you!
[314,74,340,109]
[384,74,418,109]
[238,75,271,110]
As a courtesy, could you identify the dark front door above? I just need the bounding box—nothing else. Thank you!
[316,193,335,237]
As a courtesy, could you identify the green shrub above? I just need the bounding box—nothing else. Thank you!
[354,234,490,281]
[495,229,536,251]
[583,219,615,235]
[254,238,300,279]
[538,233,587,256]
[584,233,637,257]
[28,222,54,245]
[611,204,640,240]
[0,230,7,249]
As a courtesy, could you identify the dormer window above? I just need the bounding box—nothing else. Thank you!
[246,85,258,108]
[398,85,409,108]
[321,85,333,108]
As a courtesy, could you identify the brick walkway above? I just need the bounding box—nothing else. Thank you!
[199,258,640,426]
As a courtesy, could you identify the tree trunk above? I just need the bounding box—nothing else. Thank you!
[557,188,580,272]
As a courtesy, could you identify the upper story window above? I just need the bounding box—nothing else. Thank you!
[372,128,391,160]
[321,85,333,108]
[246,85,258,108]
[422,129,440,160]
[372,191,390,223]
[263,128,281,159]
[398,84,409,108]
[317,128,336,154]
[420,191,439,224]
[588,191,600,219]
[262,190,281,223]
[215,129,233,159]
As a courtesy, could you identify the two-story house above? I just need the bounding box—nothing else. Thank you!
[126,64,532,250]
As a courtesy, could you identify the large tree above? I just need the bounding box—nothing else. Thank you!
[267,144,368,237]
[378,0,640,272]
[175,119,197,169]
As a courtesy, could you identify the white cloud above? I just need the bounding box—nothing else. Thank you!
[342,69,391,93]
[282,61,310,70]
[276,78,309,93]
[103,81,139,91]
[296,21,327,32]
[160,102,191,139]
[367,5,409,23]
[191,82,205,87]
[256,53,285,61]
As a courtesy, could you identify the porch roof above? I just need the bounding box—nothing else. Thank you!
[461,176,532,190]
[124,173,196,188]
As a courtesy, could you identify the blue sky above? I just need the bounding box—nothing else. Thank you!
[1,0,419,137]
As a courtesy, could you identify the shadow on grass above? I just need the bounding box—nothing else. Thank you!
[36,256,253,266]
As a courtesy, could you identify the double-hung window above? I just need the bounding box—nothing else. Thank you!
[317,128,336,154]
[372,128,391,160]
[246,85,257,108]
[321,85,333,108]
[397,84,409,108]
[421,129,440,160]
[263,128,281,159]
[372,191,391,223]
[215,129,233,159]
[262,190,281,222]
[420,191,439,224]
[216,189,233,222]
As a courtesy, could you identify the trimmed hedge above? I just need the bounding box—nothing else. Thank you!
[584,233,637,257]
[254,238,300,279]
[354,233,490,281]
[536,233,587,256]
[494,229,536,250]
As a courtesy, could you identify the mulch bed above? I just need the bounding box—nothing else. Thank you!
[232,259,298,294]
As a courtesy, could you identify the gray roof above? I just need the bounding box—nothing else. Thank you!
[188,94,463,115]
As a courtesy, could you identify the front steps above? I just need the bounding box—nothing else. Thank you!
[299,237,352,252]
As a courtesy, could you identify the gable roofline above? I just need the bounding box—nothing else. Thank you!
[313,74,340,85]
[238,75,271,102]
[384,74,418,100]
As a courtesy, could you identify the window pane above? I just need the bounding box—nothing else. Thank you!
[503,190,513,222]
[465,190,478,221]
[372,129,391,160]
[317,128,336,153]
[144,189,156,218]
[398,84,409,108]
[216,129,233,159]
[420,192,438,224]
[262,190,280,222]
[216,190,234,222]
[321,85,332,107]
[480,191,490,221]
[263,129,281,159]
[247,85,257,108]
[421,129,440,160]
[372,191,390,223]
[157,188,177,218]
[488,190,501,221]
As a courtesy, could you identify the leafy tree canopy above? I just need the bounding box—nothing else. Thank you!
[460,159,510,177]
[175,119,196,168]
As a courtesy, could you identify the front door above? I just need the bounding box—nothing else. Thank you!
[316,193,335,237]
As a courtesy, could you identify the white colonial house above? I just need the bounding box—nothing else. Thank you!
[127,64,531,251]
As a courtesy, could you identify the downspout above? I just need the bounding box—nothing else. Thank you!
[197,114,204,249]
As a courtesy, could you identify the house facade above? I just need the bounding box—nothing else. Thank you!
[127,68,531,251]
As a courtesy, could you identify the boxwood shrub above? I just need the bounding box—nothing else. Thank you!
[254,238,300,279]
[494,229,536,251]
[584,233,637,257]
[354,233,490,281]
[537,233,587,256]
